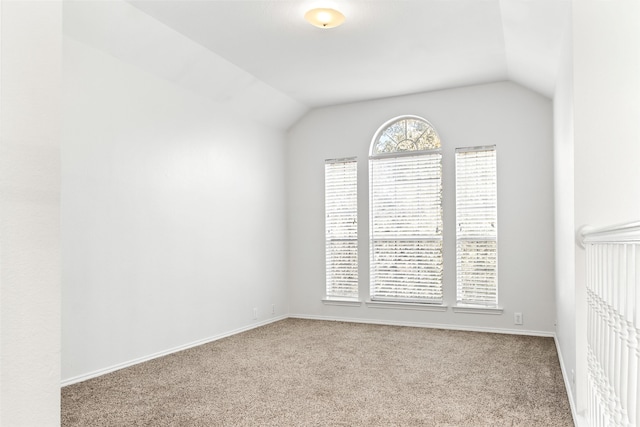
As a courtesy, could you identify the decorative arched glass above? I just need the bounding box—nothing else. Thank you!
[370,116,441,155]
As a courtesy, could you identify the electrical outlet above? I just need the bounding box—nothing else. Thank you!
[253,308,258,320]
[514,312,523,325]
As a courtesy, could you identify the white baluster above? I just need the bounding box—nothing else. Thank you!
[633,244,639,427]
[582,224,640,427]
[606,245,616,422]
[613,244,623,425]
[619,245,630,425]
[629,328,638,427]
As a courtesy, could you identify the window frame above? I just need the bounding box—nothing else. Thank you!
[368,116,444,304]
[324,157,359,301]
[454,146,499,308]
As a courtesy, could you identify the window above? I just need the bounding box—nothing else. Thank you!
[369,116,443,303]
[455,147,498,306]
[325,158,358,299]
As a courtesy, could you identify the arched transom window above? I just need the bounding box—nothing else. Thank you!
[369,116,443,303]
[371,116,441,155]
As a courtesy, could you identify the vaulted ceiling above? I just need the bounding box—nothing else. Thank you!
[64,1,570,129]
[129,0,570,104]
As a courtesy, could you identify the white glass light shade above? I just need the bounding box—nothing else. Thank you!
[304,8,345,29]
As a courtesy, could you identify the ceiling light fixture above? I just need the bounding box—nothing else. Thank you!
[304,8,345,29]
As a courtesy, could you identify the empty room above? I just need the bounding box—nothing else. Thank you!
[1,0,639,426]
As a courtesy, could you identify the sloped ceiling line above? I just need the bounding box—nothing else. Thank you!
[67,0,571,131]
[64,0,308,131]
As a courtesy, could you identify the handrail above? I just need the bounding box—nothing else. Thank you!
[577,221,640,248]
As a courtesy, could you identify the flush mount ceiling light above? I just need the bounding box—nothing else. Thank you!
[304,8,345,29]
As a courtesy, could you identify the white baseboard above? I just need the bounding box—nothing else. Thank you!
[61,315,288,387]
[288,313,555,337]
[62,314,556,388]
[554,335,584,427]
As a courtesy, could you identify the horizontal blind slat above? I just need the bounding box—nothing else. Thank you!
[455,148,498,306]
[370,151,443,303]
[325,160,358,299]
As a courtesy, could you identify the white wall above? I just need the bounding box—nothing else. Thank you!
[62,36,288,381]
[287,82,556,334]
[0,1,61,424]
[571,0,640,415]
[552,7,576,413]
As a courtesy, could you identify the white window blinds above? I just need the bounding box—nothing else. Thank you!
[370,153,443,303]
[325,158,358,299]
[455,147,498,306]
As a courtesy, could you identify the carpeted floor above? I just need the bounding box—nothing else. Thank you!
[62,318,574,426]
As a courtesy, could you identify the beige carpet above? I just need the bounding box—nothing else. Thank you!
[62,318,573,426]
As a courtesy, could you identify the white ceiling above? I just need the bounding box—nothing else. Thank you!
[129,0,570,107]
[64,1,308,130]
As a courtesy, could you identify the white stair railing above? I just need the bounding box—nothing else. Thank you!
[579,222,640,427]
